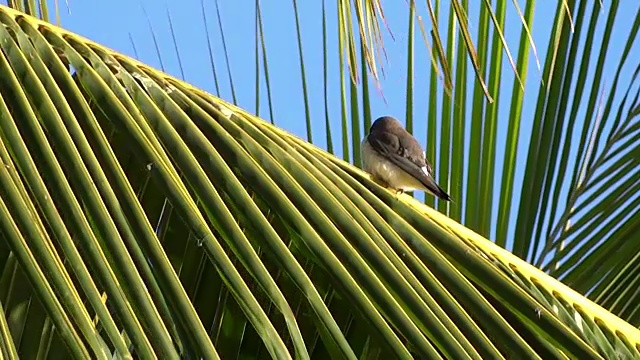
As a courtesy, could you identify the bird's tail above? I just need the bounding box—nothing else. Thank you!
[422,177,452,202]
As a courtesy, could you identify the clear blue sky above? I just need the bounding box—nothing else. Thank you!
[10,1,639,253]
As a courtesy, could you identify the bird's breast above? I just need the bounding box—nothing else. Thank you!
[361,138,426,191]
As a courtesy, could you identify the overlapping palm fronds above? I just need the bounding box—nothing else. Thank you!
[0,5,639,359]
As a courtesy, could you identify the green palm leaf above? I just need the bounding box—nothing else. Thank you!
[0,5,639,359]
[296,0,640,335]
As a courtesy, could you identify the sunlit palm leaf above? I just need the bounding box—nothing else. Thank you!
[545,57,640,322]
[504,0,640,327]
[322,0,640,331]
[0,5,639,359]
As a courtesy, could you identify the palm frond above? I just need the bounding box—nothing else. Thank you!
[370,0,640,330]
[0,5,639,359]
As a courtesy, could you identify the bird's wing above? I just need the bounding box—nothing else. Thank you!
[368,131,430,181]
[368,131,451,200]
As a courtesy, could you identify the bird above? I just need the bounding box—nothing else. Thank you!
[361,116,451,201]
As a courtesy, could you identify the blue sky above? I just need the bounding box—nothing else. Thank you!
[8,1,640,260]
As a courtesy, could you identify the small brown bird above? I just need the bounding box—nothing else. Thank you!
[361,116,451,201]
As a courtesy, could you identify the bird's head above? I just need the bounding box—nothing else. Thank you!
[369,116,403,133]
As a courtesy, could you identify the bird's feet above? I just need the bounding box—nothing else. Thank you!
[371,176,389,188]
[370,176,405,196]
